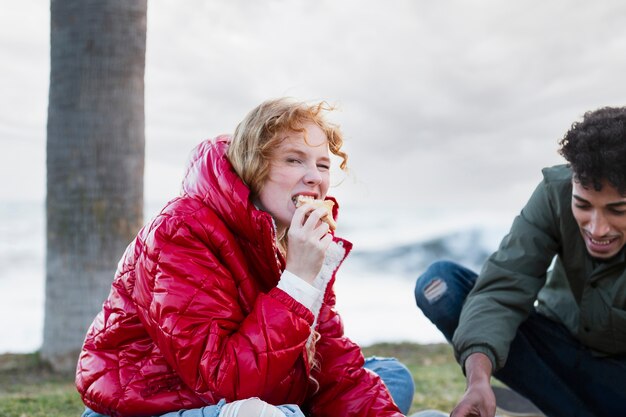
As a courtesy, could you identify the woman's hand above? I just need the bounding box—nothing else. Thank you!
[285,204,333,284]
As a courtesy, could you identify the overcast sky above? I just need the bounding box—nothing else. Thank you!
[2,0,626,220]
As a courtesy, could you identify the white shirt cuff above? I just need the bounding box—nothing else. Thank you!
[277,270,321,311]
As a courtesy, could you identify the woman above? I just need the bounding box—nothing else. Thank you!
[76,98,415,417]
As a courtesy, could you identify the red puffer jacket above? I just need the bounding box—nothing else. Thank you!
[76,136,403,417]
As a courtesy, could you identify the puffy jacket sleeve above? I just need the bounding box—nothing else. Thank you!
[132,207,314,401]
[453,172,563,371]
[305,288,404,417]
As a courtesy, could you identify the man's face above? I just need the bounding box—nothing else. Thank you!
[571,179,626,259]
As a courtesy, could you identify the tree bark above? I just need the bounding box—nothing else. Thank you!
[44,0,147,372]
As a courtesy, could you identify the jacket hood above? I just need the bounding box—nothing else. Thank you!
[180,135,276,243]
[180,135,343,240]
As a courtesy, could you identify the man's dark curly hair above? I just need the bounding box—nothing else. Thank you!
[558,106,626,195]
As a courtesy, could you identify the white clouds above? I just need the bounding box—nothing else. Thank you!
[0,0,49,201]
[2,0,626,211]
[0,0,49,134]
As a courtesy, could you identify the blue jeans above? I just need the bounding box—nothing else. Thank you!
[81,357,414,417]
[83,400,301,417]
[414,260,626,417]
[364,356,414,414]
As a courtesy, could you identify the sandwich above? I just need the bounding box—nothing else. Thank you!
[295,195,337,231]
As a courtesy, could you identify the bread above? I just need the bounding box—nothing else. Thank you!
[295,195,337,231]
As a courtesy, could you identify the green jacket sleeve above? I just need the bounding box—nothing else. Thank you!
[453,173,563,371]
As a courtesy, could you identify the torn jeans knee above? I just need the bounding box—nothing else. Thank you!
[422,278,448,303]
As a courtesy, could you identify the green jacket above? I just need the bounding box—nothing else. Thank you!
[453,164,626,371]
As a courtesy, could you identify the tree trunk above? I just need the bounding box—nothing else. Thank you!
[44,0,147,372]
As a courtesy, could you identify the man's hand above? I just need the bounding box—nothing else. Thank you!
[450,353,496,417]
[450,380,495,417]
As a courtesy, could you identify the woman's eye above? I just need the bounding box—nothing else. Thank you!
[574,204,590,210]
[286,158,301,164]
[317,164,330,171]
[609,208,626,215]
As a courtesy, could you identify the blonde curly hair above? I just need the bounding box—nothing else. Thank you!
[227,97,348,198]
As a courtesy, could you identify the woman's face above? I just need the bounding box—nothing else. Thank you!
[255,123,331,234]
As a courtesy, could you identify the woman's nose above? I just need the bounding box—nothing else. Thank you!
[303,165,323,185]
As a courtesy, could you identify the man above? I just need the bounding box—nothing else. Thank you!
[415,107,626,417]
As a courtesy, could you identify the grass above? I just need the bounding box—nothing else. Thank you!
[0,352,83,417]
[362,342,466,413]
[0,343,466,416]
